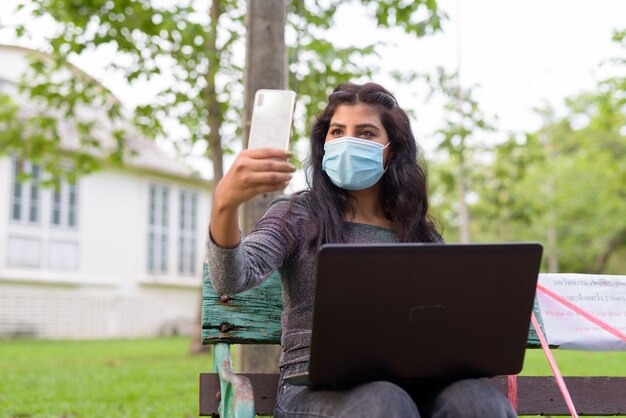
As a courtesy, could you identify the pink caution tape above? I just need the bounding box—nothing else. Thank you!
[507,374,518,412]
[523,282,625,418]
[537,284,626,343]
[531,312,579,418]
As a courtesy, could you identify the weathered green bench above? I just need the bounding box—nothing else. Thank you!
[199,263,626,416]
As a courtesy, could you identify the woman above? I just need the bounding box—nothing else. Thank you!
[207,82,515,417]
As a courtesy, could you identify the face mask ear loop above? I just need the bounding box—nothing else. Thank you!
[382,142,391,172]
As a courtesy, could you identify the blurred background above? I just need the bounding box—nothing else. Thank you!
[0,0,625,417]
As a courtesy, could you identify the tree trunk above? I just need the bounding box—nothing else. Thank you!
[190,0,223,355]
[206,0,224,183]
[455,80,470,243]
[543,132,559,273]
[458,152,471,243]
[546,199,559,273]
[237,0,286,373]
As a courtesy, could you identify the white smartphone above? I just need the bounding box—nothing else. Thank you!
[247,89,297,150]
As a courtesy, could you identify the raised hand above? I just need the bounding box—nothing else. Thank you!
[215,148,295,210]
[210,148,296,248]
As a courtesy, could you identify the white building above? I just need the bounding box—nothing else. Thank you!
[0,45,212,338]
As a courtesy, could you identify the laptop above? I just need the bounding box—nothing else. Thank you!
[284,242,543,386]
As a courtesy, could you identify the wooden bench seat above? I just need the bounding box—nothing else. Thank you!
[199,263,626,416]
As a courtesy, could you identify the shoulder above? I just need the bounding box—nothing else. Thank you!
[269,191,310,216]
[259,192,311,243]
[261,192,311,228]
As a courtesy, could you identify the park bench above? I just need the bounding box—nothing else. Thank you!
[199,263,626,416]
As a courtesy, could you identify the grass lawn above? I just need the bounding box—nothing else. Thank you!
[0,337,212,418]
[521,348,626,376]
[1,337,625,417]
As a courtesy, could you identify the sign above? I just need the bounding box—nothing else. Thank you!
[536,273,626,350]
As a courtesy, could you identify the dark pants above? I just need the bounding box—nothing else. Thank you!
[274,376,517,418]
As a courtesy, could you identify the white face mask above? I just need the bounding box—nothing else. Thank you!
[321,137,390,190]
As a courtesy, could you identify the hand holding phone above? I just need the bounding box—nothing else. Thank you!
[210,90,296,248]
[247,89,296,150]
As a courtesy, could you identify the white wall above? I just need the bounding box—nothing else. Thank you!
[0,158,9,273]
[0,158,212,338]
[79,168,147,287]
[0,281,200,338]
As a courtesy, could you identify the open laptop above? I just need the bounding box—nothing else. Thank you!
[284,242,543,386]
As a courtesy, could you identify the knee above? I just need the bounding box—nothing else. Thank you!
[431,379,516,418]
[341,381,419,418]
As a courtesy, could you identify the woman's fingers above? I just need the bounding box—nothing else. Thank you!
[231,159,294,182]
[247,159,295,173]
[245,147,292,160]
[215,148,296,208]
[242,149,296,173]
[244,171,292,186]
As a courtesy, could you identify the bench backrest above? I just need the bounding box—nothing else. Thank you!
[201,262,544,347]
[202,262,282,345]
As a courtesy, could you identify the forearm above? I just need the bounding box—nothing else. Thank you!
[209,198,241,249]
[207,196,299,296]
[206,231,248,295]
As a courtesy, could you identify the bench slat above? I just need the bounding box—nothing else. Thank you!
[492,376,626,415]
[202,263,282,345]
[200,374,626,416]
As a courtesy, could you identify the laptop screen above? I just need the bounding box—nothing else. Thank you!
[305,243,543,386]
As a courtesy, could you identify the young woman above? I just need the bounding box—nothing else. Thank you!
[207,82,516,418]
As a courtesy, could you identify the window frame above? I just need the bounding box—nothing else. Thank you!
[177,189,198,276]
[147,183,170,274]
[50,179,79,230]
[10,158,41,226]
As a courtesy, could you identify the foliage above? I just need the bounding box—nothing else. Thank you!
[462,31,626,273]
[424,67,496,241]
[0,50,127,184]
[0,0,447,183]
[3,0,623,273]
[422,29,626,273]
[468,131,545,241]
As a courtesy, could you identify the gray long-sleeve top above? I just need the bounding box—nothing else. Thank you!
[206,194,397,374]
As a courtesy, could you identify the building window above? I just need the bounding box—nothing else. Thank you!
[48,240,79,270]
[178,190,198,275]
[7,235,41,267]
[51,180,79,228]
[10,159,40,224]
[148,184,169,273]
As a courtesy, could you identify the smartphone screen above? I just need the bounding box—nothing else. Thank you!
[247,89,296,150]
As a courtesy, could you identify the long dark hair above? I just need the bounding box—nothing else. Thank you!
[299,81,439,248]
